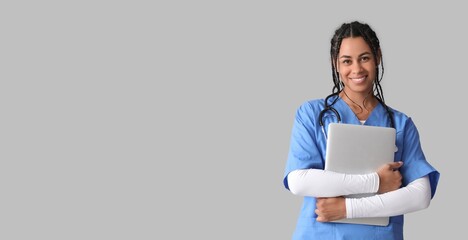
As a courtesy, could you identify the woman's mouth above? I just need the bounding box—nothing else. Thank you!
[349,76,366,84]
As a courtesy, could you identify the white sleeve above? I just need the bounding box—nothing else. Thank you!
[346,176,431,218]
[287,169,379,197]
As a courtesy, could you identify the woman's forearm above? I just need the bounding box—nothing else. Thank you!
[346,176,431,218]
[287,169,379,197]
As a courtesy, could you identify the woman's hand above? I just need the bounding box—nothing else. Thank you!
[377,161,403,194]
[315,197,346,222]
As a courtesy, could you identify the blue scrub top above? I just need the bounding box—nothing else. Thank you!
[283,96,440,240]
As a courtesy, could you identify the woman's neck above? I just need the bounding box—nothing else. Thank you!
[339,89,378,120]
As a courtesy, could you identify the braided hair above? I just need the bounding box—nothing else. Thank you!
[325,21,394,128]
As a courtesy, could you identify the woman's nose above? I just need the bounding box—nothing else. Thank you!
[352,63,363,74]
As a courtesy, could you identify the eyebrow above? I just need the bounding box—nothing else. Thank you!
[339,52,372,59]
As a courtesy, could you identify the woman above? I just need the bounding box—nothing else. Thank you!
[283,21,440,239]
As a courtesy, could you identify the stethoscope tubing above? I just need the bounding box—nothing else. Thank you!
[318,94,394,139]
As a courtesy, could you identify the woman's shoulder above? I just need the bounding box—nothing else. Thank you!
[291,98,326,127]
[386,105,417,129]
[296,98,326,113]
[290,98,326,122]
[388,106,408,119]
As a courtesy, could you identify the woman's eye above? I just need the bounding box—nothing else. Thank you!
[361,56,370,62]
[342,60,351,65]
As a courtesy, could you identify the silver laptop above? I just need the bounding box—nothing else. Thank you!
[324,123,397,226]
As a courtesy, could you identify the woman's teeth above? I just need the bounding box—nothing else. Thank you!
[350,76,366,83]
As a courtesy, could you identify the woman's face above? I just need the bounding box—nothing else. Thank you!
[336,37,379,96]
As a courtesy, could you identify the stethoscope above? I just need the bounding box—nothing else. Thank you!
[318,94,341,139]
[318,93,395,139]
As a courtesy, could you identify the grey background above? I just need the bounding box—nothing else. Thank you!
[1,1,463,239]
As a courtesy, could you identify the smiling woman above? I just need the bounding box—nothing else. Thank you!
[337,37,380,120]
[282,21,440,240]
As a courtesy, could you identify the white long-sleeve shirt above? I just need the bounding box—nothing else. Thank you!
[287,169,431,218]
